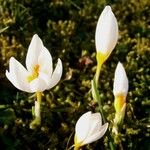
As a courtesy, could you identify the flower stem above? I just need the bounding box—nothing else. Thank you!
[95,52,106,87]
[91,79,105,123]
[30,92,42,129]
[109,139,116,150]
[95,61,102,87]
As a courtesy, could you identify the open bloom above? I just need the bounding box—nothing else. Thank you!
[74,111,108,149]
[113,62,128,114]
[6,34,62,93]
[95,5,118,64]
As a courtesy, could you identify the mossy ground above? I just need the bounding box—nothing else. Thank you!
[0,0,149,149]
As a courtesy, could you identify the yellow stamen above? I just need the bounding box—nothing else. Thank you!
[27,65,40,82]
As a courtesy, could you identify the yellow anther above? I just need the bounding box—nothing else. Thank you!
[27,65,40,82]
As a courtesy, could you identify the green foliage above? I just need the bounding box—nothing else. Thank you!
[0,0,149,149]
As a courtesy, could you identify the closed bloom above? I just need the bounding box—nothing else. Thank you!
[6,34,62,93]
[74,111,108,149]
[113,62,128,113]
[95,5,118,64]
[95,6,118,86]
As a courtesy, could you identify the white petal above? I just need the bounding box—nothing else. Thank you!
[75,111,92,143]
[26,34,43,72]
[30,78,48,92]
[6,70,20,90]
[83,123,108,145]
[86,113,102,137]
[38,72,51,88]
[6,57,31,92]
[46,58,63,90]
[113,62,129,97]
[91,113,102,126]
[95,6,118,54]
[38,46,53,77]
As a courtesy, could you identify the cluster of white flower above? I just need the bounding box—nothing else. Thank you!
[74,6,129,149]
[6,5,129,149]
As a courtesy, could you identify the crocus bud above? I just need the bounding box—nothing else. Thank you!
[113,62,128,114]
[95,6,118,86]
[95,5,118,64]
[74,111,108,150]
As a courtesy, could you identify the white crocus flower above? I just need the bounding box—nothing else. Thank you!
[74,111,108,149]
[95,5,118,62]
[113,62,128,128]
[113,62,128,100]
[6,34,62,93]
[95,6,118,86]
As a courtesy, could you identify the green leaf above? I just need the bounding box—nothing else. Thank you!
[91,79,100,103]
